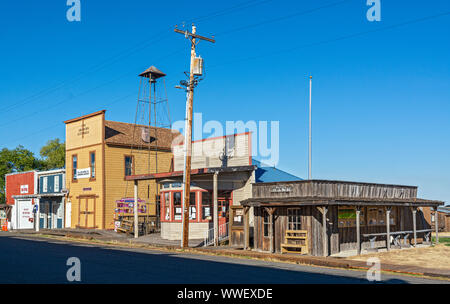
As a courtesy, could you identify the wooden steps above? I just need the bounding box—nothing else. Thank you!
[281,230,308,254]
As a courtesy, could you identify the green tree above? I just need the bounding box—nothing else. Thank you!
[0,146,41,204]
[39,139,65,170]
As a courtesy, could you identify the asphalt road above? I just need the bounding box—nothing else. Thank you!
[0,235,445,284]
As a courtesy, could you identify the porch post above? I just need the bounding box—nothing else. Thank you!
[356,206,361,255]
[434,207,439,244]
[386,207,391,251]
[134,180,138,239]
[322,206,328,257]
[213,172,219,246]
[412,207,417,247]
[265,207,275,253]
[35,198,40,232]
[243,207,250,250]
[269,208,274,253]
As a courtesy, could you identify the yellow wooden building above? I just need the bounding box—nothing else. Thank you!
[64,110,179,230]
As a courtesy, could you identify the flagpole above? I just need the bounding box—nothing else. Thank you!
[309,75,312,180]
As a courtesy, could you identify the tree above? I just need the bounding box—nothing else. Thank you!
[40,139,66,170]
[0,146,41,204]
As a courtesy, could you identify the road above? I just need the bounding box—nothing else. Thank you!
[0,235,445,284]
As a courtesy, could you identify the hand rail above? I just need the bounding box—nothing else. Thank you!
[204,222,229,246]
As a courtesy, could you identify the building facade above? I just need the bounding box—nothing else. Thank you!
[127,132,300,242]
[37,169,66,229]
[241,180,444,256]
[6,171,38,230]
[64,110,178,230]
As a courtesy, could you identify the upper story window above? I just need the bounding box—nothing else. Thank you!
[90,152,96,179]
[54,176,60,192]
[43,176,48,193]
[72,155,77,181]
[124,155,133,177]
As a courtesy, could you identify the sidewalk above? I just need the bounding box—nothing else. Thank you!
[3,229,449,280]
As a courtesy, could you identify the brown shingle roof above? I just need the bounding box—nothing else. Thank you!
[105,120,181,151]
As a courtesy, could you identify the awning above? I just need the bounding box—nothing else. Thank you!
[125,165,256,181]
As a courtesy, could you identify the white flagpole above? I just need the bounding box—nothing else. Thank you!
[309,75,312,180]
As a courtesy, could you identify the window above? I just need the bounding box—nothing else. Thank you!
[367,207,395,226]
[338,206,365,227]
[124,156,133,177]
[287,208,301,230]
[164,192,170,221]
[263,210,270,237]
[90,152,96,179]
[189,192,196,220]
[173,192,182,220]
[201,192,212,220]
[72,155,77,181]
[54,176,60,192]
[43,177,48,193]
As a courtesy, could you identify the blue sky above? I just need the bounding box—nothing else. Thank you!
[0,0,449,203]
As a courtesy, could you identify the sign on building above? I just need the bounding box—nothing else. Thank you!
[20,185,29,194]
[76,168,91,179]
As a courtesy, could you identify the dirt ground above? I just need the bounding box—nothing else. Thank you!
[347,244,450,270]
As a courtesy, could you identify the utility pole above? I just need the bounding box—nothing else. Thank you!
[308,75,312,180]
[175,24,215,248]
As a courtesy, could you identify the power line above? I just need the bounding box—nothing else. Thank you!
[188,0,274,24]
[6,92,136,147]
[214,0,351,37]
[209,10,450,69]
[1,0,274,114]
[0,47,185,129]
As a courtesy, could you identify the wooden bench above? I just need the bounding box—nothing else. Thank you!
[362,229,433,251]
[281,230,308,254]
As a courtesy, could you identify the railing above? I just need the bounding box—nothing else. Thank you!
[204,222,229,247]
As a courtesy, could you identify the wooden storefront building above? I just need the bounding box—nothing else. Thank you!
[127,132,300,243]
[240,180,444,256]
[64,110,179,230]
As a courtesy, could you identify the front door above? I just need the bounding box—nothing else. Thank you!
[78,197,96,229]
[217,191,231,238]
[17,200,34,229]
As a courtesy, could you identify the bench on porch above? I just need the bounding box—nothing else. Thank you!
[281,230,309,254]
[362,229,433,251]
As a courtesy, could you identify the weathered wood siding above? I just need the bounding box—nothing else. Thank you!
[252,180,417,200]
[253,206,339,256]
[252,206,432,255]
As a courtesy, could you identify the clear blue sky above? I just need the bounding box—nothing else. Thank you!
[0,0,449,204]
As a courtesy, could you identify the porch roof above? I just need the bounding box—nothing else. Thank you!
[240,196,444,208]
[125,165,256,181]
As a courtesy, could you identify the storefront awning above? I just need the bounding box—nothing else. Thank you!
[125,165,256,181]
